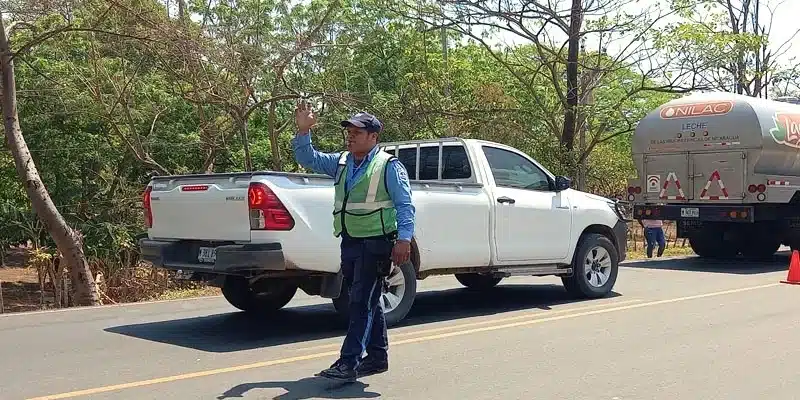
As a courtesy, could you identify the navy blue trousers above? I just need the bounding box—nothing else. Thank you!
[338,235,391,368]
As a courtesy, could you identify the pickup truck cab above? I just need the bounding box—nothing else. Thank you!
[138,137,628,326]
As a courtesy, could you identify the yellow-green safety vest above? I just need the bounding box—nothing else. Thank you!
[333,150,398,238]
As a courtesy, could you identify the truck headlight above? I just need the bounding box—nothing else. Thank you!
[606,200,632,222]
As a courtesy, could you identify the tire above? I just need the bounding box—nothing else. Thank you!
[740,224,782,260]
[740,237,781,259]
[454,273,502,290]
[332,260,417,327]
[562,233,619,299]
[689,225,739,259]
[221,276,297,314]
[689,235,714,257]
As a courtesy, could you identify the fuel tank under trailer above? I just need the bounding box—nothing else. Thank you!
[626,92,800,259]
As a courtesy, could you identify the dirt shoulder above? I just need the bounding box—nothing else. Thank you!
[0,247,220,314]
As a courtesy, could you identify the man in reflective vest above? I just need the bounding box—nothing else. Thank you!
[292,101,415,381]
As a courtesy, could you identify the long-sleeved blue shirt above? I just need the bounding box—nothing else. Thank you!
[291,132,416,242]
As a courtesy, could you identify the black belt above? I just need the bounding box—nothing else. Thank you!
[341,231,398,241]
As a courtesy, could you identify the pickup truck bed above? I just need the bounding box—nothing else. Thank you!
[139,137,628,326]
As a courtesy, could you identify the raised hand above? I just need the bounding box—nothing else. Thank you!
[294,100,317,134]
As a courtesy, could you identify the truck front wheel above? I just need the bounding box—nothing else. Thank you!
[221,276,298,314]
[562,233,619,298]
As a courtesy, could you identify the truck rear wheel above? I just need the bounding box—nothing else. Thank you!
[221,276,297,314]
[740,237,781,259]
[739,224,782,260]
[562,233,619,298]
[688,235,715,257]
[688,226,739,259]
[455,273,502,290]
[332,260,417,328]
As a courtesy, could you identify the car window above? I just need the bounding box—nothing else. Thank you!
[396,145,472,180]
[396,148,418,179]
[417,147,439,180]
[441,146,471,179]
[481,146,551,191]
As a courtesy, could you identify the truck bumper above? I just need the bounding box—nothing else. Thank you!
[138,238,286,275]
[613,219,628,262]
[634,204,755,223]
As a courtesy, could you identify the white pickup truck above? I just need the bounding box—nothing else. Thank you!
[138,137,629,326]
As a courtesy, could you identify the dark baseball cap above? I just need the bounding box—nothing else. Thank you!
[340,112,383,133]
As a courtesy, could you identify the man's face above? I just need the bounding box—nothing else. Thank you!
[345,125,377,154]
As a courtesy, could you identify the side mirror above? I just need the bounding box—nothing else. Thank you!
[554,175,571,191]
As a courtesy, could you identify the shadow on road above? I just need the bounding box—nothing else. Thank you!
[104,284,621,353]
[217,376,379,400]
[621,251,791,274]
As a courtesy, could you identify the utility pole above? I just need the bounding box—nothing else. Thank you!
[440,1,451,137]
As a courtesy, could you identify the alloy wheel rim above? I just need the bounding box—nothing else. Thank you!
[584,246,612,288]
[381,267,406,313]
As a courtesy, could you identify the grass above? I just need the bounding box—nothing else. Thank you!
[149,285,221,301]
[624,221,696,261]
[0,266,223,313]
[626,243,696,261]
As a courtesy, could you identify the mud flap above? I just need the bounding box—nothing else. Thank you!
[320,271,344,299]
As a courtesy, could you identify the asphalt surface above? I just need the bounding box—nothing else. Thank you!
[2,254,799,400]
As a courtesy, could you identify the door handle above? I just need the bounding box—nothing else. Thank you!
[497,196,516,204]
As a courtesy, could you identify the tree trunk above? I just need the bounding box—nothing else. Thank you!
[177,0,187,21]
[561,0,583,152]
[0,17,101,307]
[267,100,282,171]
[235,114,253,172]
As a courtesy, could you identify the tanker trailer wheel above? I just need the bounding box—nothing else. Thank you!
[739,226,782,260]
[688,235,713,257]
[688,226,738,259]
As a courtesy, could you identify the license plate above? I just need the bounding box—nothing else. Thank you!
[680,207,699,218]
[198,247,217,263]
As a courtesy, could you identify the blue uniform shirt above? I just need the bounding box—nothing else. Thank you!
[291,132,416,242]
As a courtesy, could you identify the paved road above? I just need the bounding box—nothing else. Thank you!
[2,254,799,400]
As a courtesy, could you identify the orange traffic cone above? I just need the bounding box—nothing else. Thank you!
[781,250,800,285]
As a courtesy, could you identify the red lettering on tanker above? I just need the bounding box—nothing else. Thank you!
[659,101,734,119]
[769,113,800,148]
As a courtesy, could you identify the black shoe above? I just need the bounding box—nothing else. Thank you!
[356,357,388,377]
[317,360,357,382]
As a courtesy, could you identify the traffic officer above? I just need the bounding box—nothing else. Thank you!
[292,101,415,381]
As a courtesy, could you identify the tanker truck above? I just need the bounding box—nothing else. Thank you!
[626,92,800,259]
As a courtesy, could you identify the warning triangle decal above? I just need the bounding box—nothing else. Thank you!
[699,170,729,200]
[659,172,686,200]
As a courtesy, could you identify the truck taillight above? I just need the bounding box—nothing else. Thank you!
[143,186,153,228]
[627,186,641,194]
[747,184,766,193]
[181,184,209,191]
[248,182,294,230]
